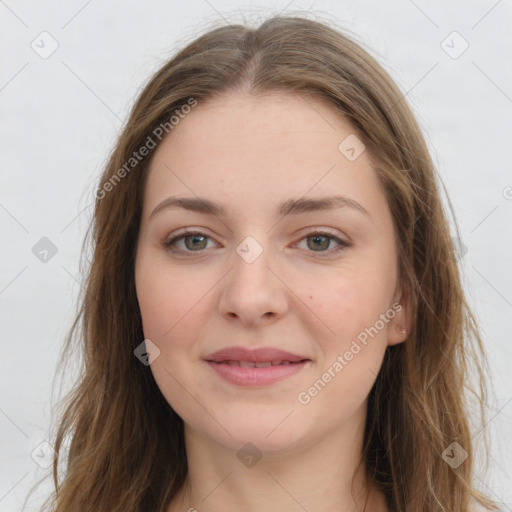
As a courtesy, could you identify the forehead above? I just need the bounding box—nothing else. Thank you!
[142,91,387,220]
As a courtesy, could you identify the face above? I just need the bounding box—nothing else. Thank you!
[135,92,410,454]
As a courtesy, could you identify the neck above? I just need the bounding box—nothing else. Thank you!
[167,406,389,512]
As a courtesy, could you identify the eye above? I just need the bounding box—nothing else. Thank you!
[162,229,217,254]
[295,230,350,256]
[161,228,350,257]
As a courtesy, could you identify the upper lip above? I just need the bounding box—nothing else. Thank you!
[204,346,310,363]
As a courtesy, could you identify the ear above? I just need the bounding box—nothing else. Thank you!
[386,281,413,347]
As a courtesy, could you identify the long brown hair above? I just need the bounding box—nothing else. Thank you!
[28,13,501,512]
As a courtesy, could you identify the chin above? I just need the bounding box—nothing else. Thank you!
[199,410,312,455]
[221,430,303,456]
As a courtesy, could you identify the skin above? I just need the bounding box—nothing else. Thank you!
[134,91,412,512]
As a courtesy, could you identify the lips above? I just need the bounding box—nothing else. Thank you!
[204,346,310,365]
[204,346,311,386]
[214,360,297,367]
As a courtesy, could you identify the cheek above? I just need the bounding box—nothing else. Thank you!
[315,269,393,381]
[135,259,218,413]
[301,276,389,420]
[135,261,214,421]
[316,269,389,336]
[135,255,209,341]
[136,275,176,340]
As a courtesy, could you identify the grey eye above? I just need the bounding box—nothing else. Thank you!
[183,234,208,251]
[306,234,332,251]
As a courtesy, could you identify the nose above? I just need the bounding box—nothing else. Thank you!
[217,238,289,328]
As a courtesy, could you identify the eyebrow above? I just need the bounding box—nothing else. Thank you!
[149,195,370,220]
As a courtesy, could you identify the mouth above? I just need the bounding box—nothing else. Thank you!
[203,347,312,386]
[207,359,309,367]
[204,346,310,364]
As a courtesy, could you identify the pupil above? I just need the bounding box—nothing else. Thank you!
[309,235,329,251]
[186,235,206,251]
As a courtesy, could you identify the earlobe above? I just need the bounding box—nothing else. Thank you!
[387,315,409,346]
[387,284,413,346]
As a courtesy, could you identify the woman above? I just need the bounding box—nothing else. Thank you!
[33,14,501,512]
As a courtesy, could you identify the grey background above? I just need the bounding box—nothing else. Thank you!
[1,0,511,510]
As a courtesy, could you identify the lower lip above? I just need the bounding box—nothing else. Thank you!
[205,360,310,386]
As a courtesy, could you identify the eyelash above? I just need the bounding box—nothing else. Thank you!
[161,228,350,257]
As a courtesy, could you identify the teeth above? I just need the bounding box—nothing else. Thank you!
[254,361,272,368]
[239,361,255,368]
